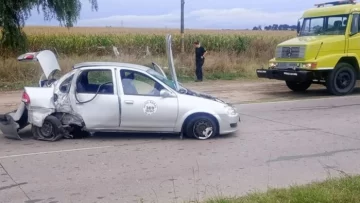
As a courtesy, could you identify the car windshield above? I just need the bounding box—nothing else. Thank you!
[299,14,348,36]
[146,68,177,91]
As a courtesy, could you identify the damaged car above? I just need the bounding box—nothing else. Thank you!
[0,34,240,141]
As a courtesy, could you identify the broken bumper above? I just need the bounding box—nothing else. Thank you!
[0,114,22,140]
[0,103,28,140]
[218,113,240,135]
[256,69,313,82]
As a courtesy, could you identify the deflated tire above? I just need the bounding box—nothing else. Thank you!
[31,115,65,141]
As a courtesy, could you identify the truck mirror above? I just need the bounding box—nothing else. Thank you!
[297,21,301,34]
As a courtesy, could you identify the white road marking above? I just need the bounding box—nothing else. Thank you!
[0,146,113,159]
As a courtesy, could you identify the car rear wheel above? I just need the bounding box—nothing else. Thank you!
[285,80,312,92]
[32,115,64,141]
[185,115,218,140]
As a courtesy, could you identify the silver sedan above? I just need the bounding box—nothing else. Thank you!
[0,34,240,141]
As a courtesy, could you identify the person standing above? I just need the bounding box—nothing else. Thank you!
[194,41,207,82]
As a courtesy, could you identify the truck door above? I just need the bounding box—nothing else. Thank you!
[347,12,360,56]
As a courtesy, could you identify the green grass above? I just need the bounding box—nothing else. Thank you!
[0,70,247,91]
[0,81,37,91]
[204,175,360,203]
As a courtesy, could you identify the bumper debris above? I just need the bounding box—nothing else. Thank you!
[0,114,22,140]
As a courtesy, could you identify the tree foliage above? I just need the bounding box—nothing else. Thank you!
[0,0,98,54]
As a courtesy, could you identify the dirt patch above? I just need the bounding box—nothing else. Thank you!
[1,80,360,113]
[0,90,23,113]
[183,80,360,104]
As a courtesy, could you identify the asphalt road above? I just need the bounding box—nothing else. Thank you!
[1,96,360,203]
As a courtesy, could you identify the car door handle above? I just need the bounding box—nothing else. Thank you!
[124,100,134,104]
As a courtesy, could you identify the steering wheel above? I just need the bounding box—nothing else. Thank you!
[147,82,162,95]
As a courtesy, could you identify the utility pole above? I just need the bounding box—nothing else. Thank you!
[181,0,185,53]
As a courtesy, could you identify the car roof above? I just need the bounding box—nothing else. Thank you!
[73,62,152,72]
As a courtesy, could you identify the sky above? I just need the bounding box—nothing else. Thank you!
[25,0,317,29]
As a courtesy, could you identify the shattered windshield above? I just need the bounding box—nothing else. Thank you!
[299,14,348,36]
[146,68,177,91]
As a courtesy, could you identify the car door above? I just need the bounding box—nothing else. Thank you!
[118,68,178,131]
[70,68,120,130]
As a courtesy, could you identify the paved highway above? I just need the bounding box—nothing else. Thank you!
[1,96,360,203]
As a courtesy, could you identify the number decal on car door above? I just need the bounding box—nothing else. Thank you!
[143,100,158,115]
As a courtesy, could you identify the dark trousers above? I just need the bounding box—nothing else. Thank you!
[195,59,204,80]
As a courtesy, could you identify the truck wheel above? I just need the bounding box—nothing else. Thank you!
[185,115,218,140]
[326,63,356,96]
[32,115,64,141]
[285,81,312,92]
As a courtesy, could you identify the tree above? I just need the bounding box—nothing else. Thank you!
[0,0,98,54]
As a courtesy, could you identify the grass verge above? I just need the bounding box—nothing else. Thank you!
[0,52,264,91]
[0,27,294,91]
[204,175,360,203]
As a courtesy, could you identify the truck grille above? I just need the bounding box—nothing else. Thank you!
[275,46,305,58]
[276,62,299,69]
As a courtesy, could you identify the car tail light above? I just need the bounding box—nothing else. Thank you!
[24,54,34,60]
[17,52,38,62]
[21,92,30,104]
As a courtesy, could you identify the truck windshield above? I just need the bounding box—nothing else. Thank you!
[299,14,349,36]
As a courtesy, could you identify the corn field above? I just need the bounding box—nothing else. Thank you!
[1,27,296,57]
[0,27,297,88]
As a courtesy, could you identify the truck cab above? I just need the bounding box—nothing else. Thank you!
[256,0,360,95]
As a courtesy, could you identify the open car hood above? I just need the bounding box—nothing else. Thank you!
[17,50,61,80]
[149,34,180,91]
[165,34,180,91]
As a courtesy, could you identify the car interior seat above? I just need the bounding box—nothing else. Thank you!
[121,71,138,95]
[334,20,344,30]
[76,72,88,93]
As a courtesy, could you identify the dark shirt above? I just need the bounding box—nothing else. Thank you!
[195,46,206,61]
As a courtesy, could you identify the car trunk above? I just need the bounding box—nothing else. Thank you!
[0,50,61,140]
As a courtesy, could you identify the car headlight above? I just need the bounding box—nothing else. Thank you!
[224,105,237,116]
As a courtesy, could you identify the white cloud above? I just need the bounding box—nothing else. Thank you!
[78,8,304,29]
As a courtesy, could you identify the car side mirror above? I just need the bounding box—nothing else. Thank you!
[160,89,172,97]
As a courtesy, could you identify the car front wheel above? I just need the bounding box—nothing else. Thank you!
[32,115,64,141]
[185,115,218,140]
